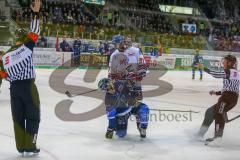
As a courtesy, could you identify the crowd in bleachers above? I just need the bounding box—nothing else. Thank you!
[197,0,240,19]
[116,0,159,11]
[194,0,240,52]
[116,0,194,12]
[132,12,172,33]
[10,0,240,52]
[208,20,240,52]
[12,0,174,36]
[13,0,97,24]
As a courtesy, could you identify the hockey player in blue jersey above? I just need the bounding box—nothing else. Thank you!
[192,49,204,80]
[98,77,149,139]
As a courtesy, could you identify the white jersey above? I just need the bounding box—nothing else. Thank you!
[125,46,140,64]
[109,49,128,76]
[124,46,145,72]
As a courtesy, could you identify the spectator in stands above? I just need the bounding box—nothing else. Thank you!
[150,48,158,57]
[103,41,109,54]
[60,37,71,52]
[99,41,104,55]
[72,37,81,66]
[74,37,81,47]
[39,33,48,48]
[199,22,205,34]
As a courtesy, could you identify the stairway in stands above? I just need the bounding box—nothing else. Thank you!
[0,0,15,45]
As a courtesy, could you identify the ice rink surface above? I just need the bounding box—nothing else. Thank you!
[0,69,240,160]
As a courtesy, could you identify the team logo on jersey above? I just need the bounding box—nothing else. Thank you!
[120,59,127,65]
[11,48,25,62]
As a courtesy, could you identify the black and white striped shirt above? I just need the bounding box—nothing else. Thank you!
[206,68,240,94]
[2,17,40,82]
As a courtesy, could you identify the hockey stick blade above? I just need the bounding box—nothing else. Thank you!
[225,115,240,123]
[65,89,98,98]
[65,90,73,97]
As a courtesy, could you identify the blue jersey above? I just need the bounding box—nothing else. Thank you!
[192,54,203,65]
[105,81,137,108]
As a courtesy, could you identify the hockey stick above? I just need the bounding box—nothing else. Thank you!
[65,89,98,98]
[224,113,240,123]
[150,109,200,113]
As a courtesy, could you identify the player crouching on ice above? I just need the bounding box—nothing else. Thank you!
[98,78,149,139]
[197,54,239,146]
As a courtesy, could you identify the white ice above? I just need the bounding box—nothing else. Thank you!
[0,69,240,160]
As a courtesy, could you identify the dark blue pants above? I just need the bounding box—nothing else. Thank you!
[10,79,40,152]
[106,103,149,138]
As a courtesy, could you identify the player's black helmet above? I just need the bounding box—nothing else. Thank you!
[98,78,111,91]
[224,54,237,68]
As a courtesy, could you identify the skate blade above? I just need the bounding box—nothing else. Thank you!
[22,152,39,158]
[205,140,221,147]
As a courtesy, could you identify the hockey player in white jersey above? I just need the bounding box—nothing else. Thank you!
[124,37,146,101]
[124,38,149,137]
[108,42,128,81]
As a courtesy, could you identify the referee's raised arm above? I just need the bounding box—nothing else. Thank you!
[24,0,41,51]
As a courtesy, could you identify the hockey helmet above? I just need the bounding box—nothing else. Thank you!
[224,54,237,68]
[98,78,112,91]
[124,37,132,48]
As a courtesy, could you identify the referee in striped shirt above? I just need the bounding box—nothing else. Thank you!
[1,0,41,156]
[197,54,239,145]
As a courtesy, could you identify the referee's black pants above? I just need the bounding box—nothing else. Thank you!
[10,79,40,152]
[201,91,238,137]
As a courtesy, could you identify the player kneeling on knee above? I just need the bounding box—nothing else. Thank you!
[98,78,149,139]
